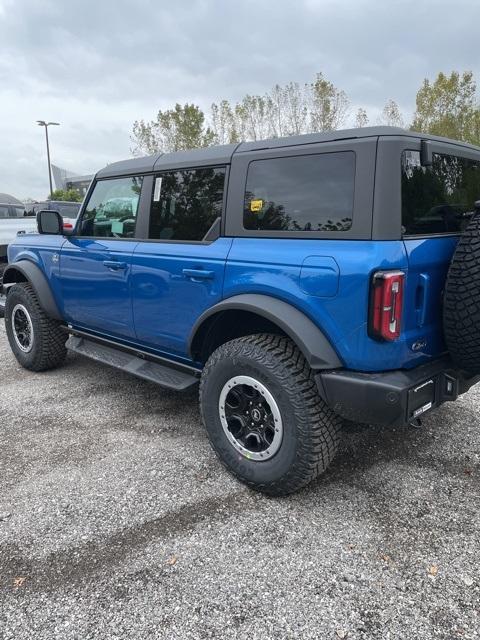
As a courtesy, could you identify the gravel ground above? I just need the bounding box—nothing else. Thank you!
[0,322,479,640]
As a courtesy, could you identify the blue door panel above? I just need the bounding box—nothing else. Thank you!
[131,238,232,357]
[60,238,138,338]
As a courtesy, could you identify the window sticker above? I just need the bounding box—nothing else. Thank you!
[154,177,163,202]
[111,220,124,234]
[250,198,264,213]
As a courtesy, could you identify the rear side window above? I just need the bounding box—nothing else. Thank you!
[53,203,80,218]
[0,205,24,218]
[78,176,143,238]
[243,152,355,232]
[402,150,480,235]
[149,167,225,241]
[13,206,25,217]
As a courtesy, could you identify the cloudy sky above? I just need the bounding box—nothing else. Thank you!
[0,0,479,200]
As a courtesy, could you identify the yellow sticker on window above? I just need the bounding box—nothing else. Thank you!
[250,199,264,212]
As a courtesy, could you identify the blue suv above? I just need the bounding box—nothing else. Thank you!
[3,126,480,495]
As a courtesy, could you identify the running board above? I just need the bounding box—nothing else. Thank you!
[66,335,199,391]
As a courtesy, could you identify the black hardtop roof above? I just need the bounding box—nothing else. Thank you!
[96,126,480,178]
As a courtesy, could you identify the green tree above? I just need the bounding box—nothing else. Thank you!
[308,73,349,132]
[49,188,82,202]
[355,107,369,128]
[131,103,215,155]
[411,71,480,144]
[210,100,239,144]
[378,99,404,127]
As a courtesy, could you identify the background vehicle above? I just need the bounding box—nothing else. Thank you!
[0,203,36,255]
[26,200,81,230]
[0,202,37,264]
[3,126,480,495]
[0,203,37,316]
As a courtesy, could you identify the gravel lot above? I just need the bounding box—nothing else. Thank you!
[0,322,479,640]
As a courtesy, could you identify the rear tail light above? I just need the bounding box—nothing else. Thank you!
[63,222,73,230]
[369,271,405,341]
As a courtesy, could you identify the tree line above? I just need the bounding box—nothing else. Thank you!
[131,71,480,155]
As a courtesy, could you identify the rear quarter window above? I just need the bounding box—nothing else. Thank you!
[243,152,355,232]
[402,150,480,236]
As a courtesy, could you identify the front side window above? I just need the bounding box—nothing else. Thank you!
[0,205,9,218]
[402,150,480,235]
[78,176,143,238]
[149,167,225,241]
[243,152,355,232]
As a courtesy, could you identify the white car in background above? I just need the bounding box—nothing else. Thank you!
[0,203,38,315]
[0,203,37,258]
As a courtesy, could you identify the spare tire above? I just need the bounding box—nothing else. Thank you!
[443,211,480,374]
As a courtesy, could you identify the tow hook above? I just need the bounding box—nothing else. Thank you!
[409,417,423,429]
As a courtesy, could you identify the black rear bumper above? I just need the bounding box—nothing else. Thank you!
[316,356,480,427]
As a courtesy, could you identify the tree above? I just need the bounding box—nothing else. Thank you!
[308,73,349,132]
[234,94,273,141]
[210,100,239,145]
[355,108,369,128]
[378,99,404,127]
[131,73,354,153]
[411,71,480,144]
[48,188,82,202]
[131,103,215,155]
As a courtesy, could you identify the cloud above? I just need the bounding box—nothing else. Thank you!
[0,0,479,198]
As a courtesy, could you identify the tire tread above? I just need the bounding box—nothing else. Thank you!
[200,333,341,496]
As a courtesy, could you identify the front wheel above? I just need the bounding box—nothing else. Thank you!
[199,334,341,496]
[5,283,67,371]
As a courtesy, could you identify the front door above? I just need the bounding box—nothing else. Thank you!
[60,176,143,339]
[131,166,231,359]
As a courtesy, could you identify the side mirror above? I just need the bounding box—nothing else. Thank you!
[37,209,63,235]
[420,140,433,167]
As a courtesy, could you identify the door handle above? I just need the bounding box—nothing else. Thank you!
[182,268,214,280]
[103,260,127,270]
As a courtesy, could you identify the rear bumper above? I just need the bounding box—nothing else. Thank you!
[316,356,480,427]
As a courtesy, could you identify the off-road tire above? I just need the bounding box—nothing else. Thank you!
[200,334,342,496]
[5,283,67,371]
[443,211,480,374]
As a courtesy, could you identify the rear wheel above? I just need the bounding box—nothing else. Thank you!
[200,334,341,496]
[5,283,67,371]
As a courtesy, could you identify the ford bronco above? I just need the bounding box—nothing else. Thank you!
[3,126,480,495]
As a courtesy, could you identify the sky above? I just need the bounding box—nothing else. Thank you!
[0,0,479,200]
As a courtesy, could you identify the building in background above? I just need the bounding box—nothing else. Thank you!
[52,165,94,197]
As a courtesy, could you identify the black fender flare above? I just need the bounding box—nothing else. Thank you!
[188,294,342,370]
[3,260,62,321]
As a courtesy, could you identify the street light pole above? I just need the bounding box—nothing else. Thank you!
[36,120,60,199]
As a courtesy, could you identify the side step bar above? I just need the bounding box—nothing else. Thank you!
[66,335,199,391]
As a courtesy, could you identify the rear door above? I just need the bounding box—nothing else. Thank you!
[59,176,143,339]
[131,165,231,359]
[400,144,480,358]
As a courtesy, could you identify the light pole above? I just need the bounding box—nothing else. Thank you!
[36,120,60,199]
